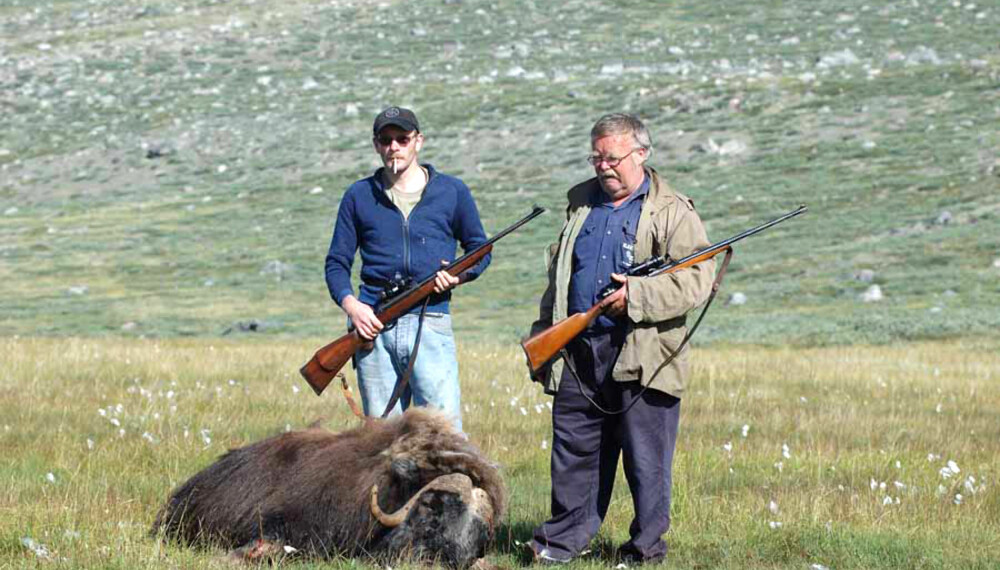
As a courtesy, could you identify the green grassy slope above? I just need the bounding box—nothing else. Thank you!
[1,0,998,344]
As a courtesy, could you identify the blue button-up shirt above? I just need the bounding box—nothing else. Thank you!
[568,175,649,333]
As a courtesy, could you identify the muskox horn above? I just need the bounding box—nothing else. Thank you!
[370,473,475,528]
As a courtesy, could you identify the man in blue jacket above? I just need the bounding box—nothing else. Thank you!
[325,107,490,431]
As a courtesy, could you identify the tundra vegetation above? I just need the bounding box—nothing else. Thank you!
[1,0,999,567]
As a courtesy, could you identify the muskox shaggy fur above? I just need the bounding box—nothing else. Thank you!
[152,408,505,568]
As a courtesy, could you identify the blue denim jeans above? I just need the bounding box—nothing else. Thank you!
[355,312,462,432]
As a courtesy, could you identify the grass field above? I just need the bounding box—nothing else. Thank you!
[2,0,1000,567]
[2,337,999,568]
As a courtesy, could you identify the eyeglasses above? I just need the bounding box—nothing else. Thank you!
[376,134,415,147]
[587,148,640,168]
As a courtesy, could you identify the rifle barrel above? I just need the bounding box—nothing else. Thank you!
[379,206,546,313]
[649,204,807,277]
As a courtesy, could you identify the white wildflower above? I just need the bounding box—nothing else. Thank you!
[541,439,548,450]
[292,385,300,394]
[46,473,56,483]
[882,496,893,505]
[768,521,782,529]
[940,461,960,479]
[954,493,963,505]
[86,439,94,450]
[741,424,750,437]
[774,461,784,473]
[768,500,779,514]
[723,441,732,453]
[20,537,51,559]
[964,476,977,494]
[782,444,791,459]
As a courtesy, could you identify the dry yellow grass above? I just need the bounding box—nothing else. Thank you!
[1,337,998,568]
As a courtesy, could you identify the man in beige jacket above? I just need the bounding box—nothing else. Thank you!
[529,113,715,565]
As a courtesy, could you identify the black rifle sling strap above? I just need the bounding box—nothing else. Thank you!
[561,247,733,416]
[380,297,431,418]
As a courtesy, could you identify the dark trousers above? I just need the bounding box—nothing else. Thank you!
[532,333,681,562]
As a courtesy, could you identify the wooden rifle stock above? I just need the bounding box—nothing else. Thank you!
[301,206,546,396]
[521,204,807,375]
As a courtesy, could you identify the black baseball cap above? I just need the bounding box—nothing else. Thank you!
[373,106,420,135]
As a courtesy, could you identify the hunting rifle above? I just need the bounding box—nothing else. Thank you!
[301,206,546,396]
[521,204,808,375]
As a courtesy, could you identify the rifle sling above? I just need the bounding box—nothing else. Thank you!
[379,297,430,418]
[562,247,733,416]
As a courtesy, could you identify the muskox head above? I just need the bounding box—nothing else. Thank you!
[152,408,505,569]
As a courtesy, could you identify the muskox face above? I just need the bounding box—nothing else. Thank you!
[374,474,494,569]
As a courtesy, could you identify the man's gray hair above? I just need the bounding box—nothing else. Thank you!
[590,113,653,152]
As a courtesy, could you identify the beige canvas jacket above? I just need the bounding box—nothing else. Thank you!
[529,167,715,398]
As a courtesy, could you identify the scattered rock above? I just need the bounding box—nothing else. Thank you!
[344,103,360,117]
[860,284,883,303]
[935,211,952,225]
[600,62,624,76]
[727,292,747,306]
[121,321,138,331]
[145,142,174,159]
[692,139,746,156]
[4,207,18,215]
[907,46,942,66]
[717,140,747,156]
[818,49,859,68]
[222,320,266,335]
[67,285,88,295]
[260,260,294,280]
[854,269,875,283]
[993,258,1000,269]
[943,289,957,297]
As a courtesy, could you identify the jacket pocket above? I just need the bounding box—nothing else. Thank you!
[656,321,687,362]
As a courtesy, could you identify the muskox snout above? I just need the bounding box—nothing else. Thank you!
[373,474,495,569]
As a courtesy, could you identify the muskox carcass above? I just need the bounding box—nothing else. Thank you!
[152,408,505,569]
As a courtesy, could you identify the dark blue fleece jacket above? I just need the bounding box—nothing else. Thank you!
[325,164,491,314]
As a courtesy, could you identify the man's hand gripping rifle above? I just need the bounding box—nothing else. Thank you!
[520,205,808,376]
[301,206,546,396]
